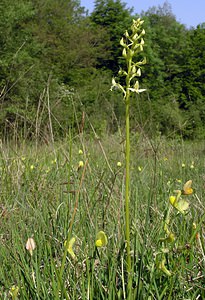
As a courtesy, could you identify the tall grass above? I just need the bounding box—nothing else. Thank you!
[0,135,205,299]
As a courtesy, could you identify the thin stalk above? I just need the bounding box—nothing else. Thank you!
[125,62,132,297]
[124,49,133,294]
[125,92,131,276]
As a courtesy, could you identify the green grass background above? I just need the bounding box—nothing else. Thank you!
[0,135,204,299]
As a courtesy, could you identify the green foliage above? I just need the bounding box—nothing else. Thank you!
[0,137,205,299]
[135,2,205,139]
[91,0,133,72]
[0,0,205,140]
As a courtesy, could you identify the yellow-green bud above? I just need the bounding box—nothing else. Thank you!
[122,48,127,58]
[125,30,129,38]
[120,37,126,47]
[131,65,136,74]
[136,68,141,76]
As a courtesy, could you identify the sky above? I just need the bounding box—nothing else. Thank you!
[80,0,205,28]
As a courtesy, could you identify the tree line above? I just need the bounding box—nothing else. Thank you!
[0,0,205,141]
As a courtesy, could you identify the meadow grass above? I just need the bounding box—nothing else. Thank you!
[0,134,205,299]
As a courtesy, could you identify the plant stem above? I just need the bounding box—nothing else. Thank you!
[125,88,131,289]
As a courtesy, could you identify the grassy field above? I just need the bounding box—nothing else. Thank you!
[0,134,205,299]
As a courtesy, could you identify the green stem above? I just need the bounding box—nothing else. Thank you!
[125,88,131,290]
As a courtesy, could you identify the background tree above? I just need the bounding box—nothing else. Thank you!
[177,23,205,138]
[0,0,205,140]
[0,0,42,138]
[137,2,197,137]
[90,0,133,73]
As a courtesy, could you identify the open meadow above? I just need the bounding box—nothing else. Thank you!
[0,134,205,299]
[1,4,205,298]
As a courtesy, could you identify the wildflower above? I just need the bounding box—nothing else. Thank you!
[169,195,177,205]
[169,193,189,214]
[95,231,108,247]
[78,161,84,168]
[30,165,34,170]
[117,161,122,167]
[128,80,146,94]
[64,237,76,260]
[51,158,57,164]
[182,180,193,195]
[181,163,185,168]
[78,149,83,155]
[26,238,36,256]
[110,77,126,95]
[138,166,142,172]
[163,157,168,161]
[176,179,182,183]
[9,285,19,299]
[190,161,194,169]
[174,180,193,196]
[21,156,26,161]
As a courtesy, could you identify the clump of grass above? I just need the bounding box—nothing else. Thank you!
[0,136,205,299]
